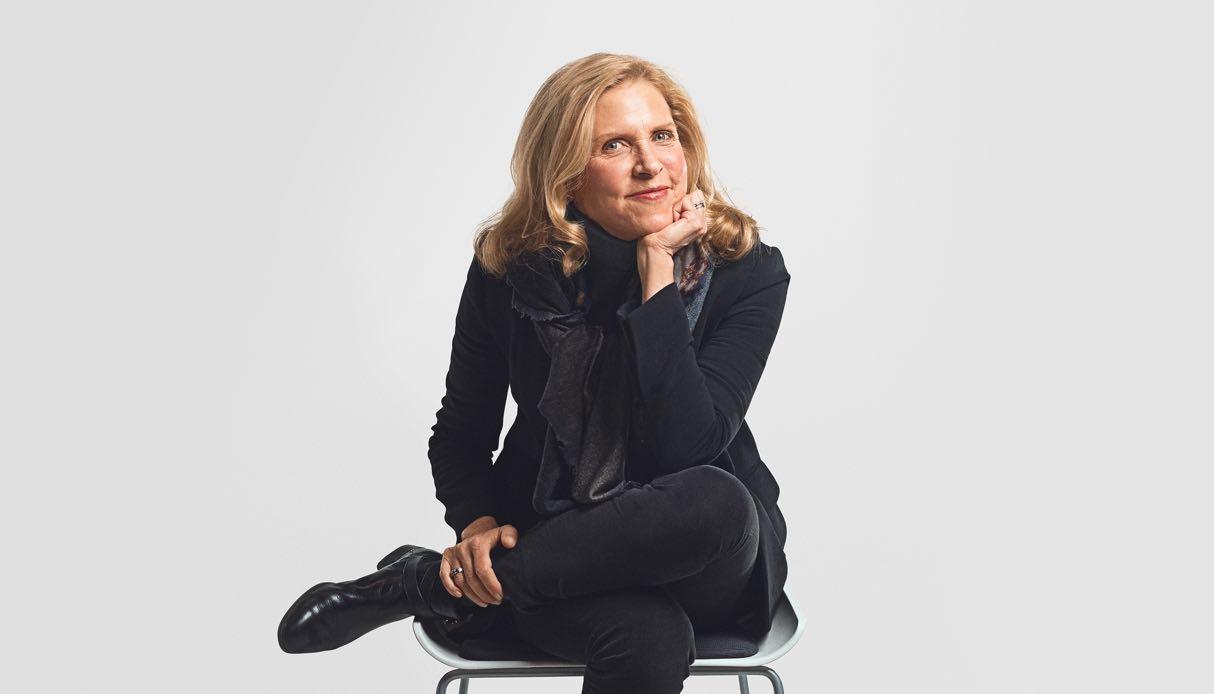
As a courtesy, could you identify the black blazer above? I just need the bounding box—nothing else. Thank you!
[428,240,791,638]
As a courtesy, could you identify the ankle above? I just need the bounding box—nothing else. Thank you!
[419,561,473,621]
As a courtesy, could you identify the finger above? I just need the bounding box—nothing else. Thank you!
[454,545,488,607]
[457,545,492,607]
[662,217,699,251]
[501,524,518,548]
[673,191,693,222]
[679,192,695,214]
[690,188,704,204]
[680,195,703,217]
[479,536,504,602]
[688,193,708,231]
[470,542,503,605]
[439,549,462,599]
[680,215,702,239]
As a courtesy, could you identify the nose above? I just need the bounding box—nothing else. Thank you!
[632,141,663,177]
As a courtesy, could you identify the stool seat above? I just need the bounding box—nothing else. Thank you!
[407,588,804,693]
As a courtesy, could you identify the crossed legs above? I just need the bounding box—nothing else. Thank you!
[485,464,761,693]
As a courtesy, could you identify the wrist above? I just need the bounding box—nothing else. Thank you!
[638,236,673,260]
[637,244,675,302]
[461,515,498,540]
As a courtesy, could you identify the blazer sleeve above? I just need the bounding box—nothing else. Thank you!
[615,245,790,474]
[427,256,510,542]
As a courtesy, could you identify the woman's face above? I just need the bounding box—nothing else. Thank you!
[570,79,688,242]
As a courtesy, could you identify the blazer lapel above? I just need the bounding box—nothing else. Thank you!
[690,257,747,350]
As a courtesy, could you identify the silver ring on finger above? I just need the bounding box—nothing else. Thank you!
[450,566,464,578]
[693,201,705,209]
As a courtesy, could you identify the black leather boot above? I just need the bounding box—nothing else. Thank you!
[277,545,467,654]
[376,544,499,639]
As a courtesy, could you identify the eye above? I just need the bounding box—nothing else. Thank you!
[601,130,678,154]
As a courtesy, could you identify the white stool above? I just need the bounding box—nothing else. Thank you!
[411,588,805,693]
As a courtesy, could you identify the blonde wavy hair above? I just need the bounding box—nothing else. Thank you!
[473,52,762,279]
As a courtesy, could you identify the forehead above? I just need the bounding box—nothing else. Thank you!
[592,81,673,135]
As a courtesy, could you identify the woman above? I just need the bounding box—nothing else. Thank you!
[278,52,791,692]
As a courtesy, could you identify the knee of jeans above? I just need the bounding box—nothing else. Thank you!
[682,465,759,550]
[586,593,695,681]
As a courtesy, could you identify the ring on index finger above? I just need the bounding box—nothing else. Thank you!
[449,566,465,579]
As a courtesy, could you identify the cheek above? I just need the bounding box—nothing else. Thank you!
[585,161,630,197]
[662,150,687,179]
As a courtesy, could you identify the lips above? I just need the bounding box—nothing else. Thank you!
[629,186,669,197]
[631,185,670,196]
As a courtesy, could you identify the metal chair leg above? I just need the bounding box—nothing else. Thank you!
[435,673,471,694]
[756,665,784,694]
[434,665,784,693]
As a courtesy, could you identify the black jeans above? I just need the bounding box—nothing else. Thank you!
[486,464,761,694]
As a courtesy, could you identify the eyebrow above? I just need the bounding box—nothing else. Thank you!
[594,122,677,144]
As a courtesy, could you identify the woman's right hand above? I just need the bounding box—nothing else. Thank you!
[439,521,519,608]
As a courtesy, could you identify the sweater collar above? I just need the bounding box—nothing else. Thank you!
[565,201,638,299]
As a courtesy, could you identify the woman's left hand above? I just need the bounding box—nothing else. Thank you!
[641,188,709,257]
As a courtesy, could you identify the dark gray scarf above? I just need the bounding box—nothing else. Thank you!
[504,203,715,517]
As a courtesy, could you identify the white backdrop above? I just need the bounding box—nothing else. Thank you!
[3,1,1210,692]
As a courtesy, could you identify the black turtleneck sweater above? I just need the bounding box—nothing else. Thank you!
[564,201,657,482]
[567,202,641,331]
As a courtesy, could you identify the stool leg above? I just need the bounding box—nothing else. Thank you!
[757,666,785,694]
[435,672,471,694]
[738,673,750,694]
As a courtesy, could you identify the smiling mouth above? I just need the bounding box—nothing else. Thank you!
[628,187,670,200]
